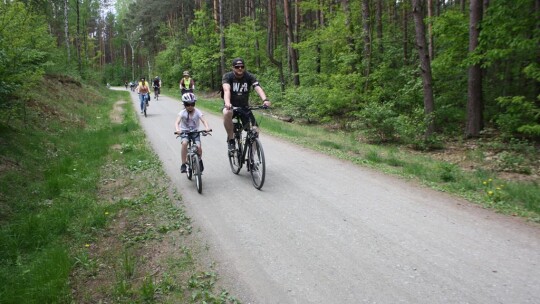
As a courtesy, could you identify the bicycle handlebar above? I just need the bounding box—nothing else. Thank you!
[231,105,269,110]
[174,129,213,137]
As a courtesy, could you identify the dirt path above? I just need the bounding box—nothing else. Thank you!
[127,88,540,304]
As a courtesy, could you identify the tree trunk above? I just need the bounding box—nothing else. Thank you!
[403,0,409,65]
[361,0,371,90]
[342,0,354,49]
[219,0,226,75]
[64,0,70,63]
[427,0,435,60]
[465,0,484,137]
[284,0,300,86]
[376,0,383,54]
[127,32,137,81]
[412,0,436,138]
[267,0,285,92]
[76,0,82,73]
[316,3,324,74]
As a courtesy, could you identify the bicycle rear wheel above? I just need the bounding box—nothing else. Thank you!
[191,154,202,193]
[248,138,266,190]
[228,137,242,174]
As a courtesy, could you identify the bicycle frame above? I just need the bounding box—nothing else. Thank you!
[229,106,267,189]
[175,130,211,194]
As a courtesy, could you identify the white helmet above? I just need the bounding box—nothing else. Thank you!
[181,92,196,104]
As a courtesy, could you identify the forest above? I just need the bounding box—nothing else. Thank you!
[1,0,539,147]
[2,1,539,302]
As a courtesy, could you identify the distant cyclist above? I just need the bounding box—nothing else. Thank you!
[179,70,195,95]
[175,93,210,173]
[153,76,161,99]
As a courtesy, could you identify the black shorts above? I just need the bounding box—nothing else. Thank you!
[231,107,257,129]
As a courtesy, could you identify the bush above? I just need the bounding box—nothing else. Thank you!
[495,96,540,139]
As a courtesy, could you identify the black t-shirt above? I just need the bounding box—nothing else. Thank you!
[153,79,160,87]
[222,71,259,107]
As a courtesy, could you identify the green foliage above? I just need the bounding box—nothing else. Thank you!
[495,96,540,139]
[186,9,221,90]
[223,17,268,75]
[430,10,469,132]
[279,87,321,122]
[155,38,186,90]
[478,0,539,67]
[296,11,357,84]
[0,2,54,103]
[355,100,400,143]
[477,0,540,103]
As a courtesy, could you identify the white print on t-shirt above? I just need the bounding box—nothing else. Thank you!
[233,82,249,94]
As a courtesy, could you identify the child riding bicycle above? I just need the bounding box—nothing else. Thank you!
[175,93,210,173]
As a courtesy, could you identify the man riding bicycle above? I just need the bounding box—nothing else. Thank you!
[153,76,161,99]
[222,58,271,151]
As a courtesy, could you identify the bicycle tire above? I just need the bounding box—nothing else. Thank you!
[191,154,202,193]
[143,101,147,117]
[228,136,242,174]
[249,138,266,190]
[186,155,193,180]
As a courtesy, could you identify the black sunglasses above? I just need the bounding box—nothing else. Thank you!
[184,103,194,107]
[234,65,245,69]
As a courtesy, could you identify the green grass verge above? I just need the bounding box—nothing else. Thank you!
[0,82,239,303]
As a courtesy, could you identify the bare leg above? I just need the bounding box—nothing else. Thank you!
[223,108,234,141]
[197,143,203,158]
[181,141,188,164]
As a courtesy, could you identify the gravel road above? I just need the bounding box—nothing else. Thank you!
[126,89,539,304]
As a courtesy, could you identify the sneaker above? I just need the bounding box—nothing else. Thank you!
[199,159,204,172]
[227,139,235,151]
[180,163,187,173]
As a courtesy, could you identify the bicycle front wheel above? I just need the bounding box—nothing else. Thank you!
[228,137,242,174]
[248,138,266,190]
[191,154,202,193]
[143,101,147,117]
[186,155,193,180]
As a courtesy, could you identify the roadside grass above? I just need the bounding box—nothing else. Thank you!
[0,80,238,303]
[194,97,539,222]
